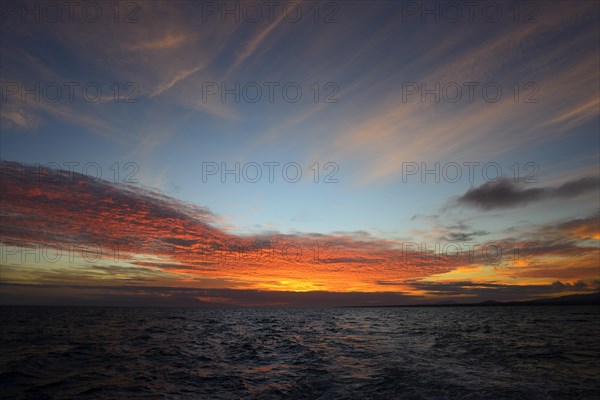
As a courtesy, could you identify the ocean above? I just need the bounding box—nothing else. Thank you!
[1,306,598,399]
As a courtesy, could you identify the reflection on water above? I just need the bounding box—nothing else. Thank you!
[1,306,599,399]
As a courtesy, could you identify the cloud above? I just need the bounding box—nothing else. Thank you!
[0,282,427,307]
[407,280,595,302]
[2,280,595,307]
[557,215,600,240]
[553,177,600,197]
[454,177,599,210]
[0,104,41,130]
[224,11,286,77]
[2,161,597,303]
[439,230,489,242]
[126,34,189,51]
[0,161,464,294]
[307,1,600,184]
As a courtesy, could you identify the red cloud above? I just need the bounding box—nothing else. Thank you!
[0,161,463,292]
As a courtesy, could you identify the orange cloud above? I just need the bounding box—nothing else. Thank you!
[0,162,463,294]
[2,161,597,301]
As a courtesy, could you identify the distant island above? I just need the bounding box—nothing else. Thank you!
[352,292,600,308]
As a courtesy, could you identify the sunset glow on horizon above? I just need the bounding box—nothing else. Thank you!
[1,0,599,307]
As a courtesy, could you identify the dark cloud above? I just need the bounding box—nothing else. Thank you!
[408,280,595,302]
[0,283,425,307]
[440,230,489,242]
[161,238,200,247]
[454,177,599,210]
[550,281,588,290]
[554,177,600,197]
[2,281,595,307]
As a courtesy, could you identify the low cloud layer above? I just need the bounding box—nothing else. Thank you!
[1,161,598,305]
[2,281,597,307]
[409,280,594,300]
[0,161,462,294]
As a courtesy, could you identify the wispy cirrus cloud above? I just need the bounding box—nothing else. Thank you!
[308,1,600,184]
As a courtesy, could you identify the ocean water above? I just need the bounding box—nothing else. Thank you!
[1,306,598,399]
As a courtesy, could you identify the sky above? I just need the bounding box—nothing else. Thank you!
[0,0,599,306]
